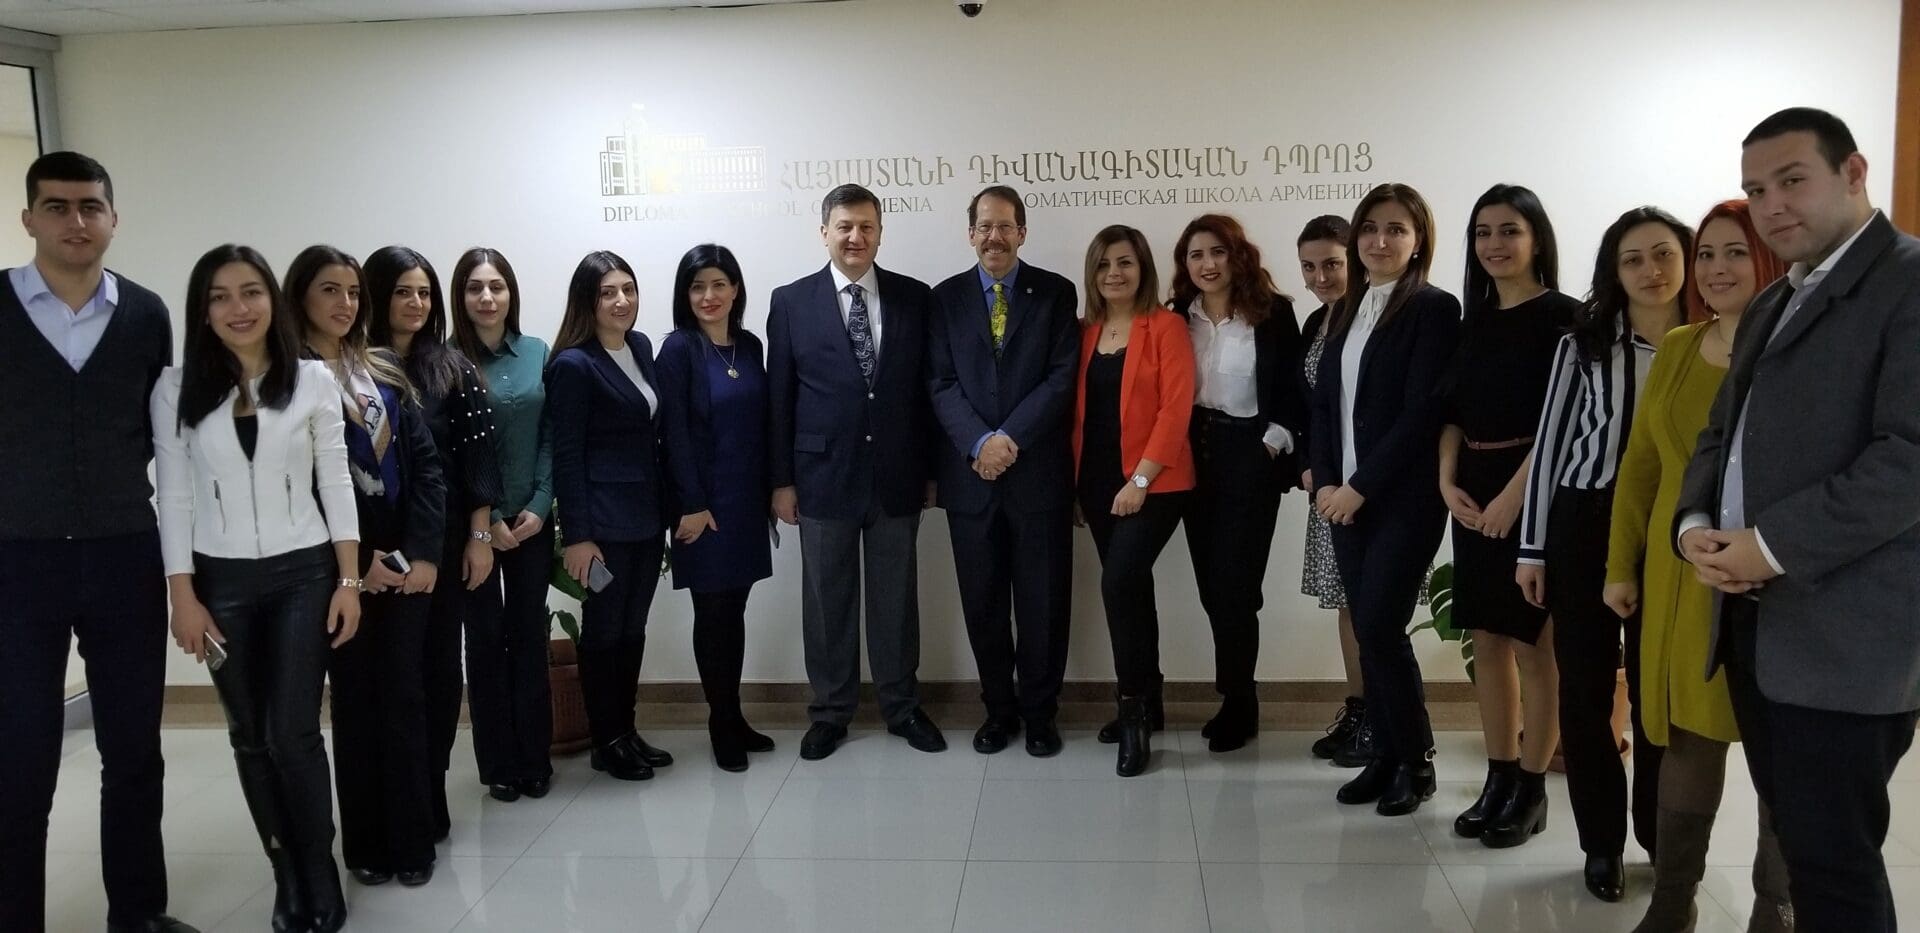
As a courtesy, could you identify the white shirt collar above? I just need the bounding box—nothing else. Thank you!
[15,261,120,309]
[1788,210,1878,290]
[829,263,880,298]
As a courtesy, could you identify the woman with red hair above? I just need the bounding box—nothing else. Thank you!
[1602,199,1793,932]
[1165,214,1305,753]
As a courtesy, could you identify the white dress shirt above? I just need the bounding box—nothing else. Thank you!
[10,263,120,371]
[829,264,883,356]
[605,342,659,415]
[1339,279,1397,481]
[1187,298,1293,453]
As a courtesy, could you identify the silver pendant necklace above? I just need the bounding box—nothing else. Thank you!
[713,340,740,379]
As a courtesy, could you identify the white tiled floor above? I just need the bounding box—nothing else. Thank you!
[40,725,1920,932]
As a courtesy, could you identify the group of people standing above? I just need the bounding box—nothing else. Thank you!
[2,104,1916,933]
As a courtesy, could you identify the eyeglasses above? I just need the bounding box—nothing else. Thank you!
[971,223,1021,238]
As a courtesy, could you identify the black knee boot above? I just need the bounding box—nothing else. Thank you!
[234,752,306,932]
[1115,696,1152,777]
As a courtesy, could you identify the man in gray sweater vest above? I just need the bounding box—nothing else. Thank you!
[0,152,196,933]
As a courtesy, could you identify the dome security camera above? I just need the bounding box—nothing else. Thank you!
[957,0,985,17]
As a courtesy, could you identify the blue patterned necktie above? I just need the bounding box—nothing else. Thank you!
[846,283,876,386]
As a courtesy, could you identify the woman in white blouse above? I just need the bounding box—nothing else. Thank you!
[152,244,360,933]
[1168,213,1305,753]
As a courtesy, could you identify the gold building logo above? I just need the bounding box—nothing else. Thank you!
[598,105,768,197]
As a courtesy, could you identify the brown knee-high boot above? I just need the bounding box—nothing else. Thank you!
[1631,807,1714,932]
[1749,799,1795,932]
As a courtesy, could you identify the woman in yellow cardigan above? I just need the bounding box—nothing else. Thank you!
[1603,199,1793,933]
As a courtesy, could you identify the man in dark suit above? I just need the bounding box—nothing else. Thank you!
[1676,107,1920,932]
[769,183,946,760]
[928,186,1080,757]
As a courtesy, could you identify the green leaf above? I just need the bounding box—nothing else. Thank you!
[550,609,580,644]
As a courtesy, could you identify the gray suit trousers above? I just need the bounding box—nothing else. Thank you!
[798,506,922,725]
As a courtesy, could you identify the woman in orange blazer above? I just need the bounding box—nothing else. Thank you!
[1072,224,1196,777]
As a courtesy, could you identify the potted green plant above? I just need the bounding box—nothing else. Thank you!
[1409,562,1475,682]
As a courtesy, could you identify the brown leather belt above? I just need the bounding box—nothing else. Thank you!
[1465,435,1534,451]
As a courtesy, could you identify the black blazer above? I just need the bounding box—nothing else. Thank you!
[1295,303,1334,485]
[655,327,769,519]
[389,391,449,568]
[546,332,667,546]
[767,264,935,521]
[416,353,505,556]
[927,262,1079,515]
[1241,295,1307,484]
[1309,285,1461,505]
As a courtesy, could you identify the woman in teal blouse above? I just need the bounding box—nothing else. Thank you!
[450,248,556,802]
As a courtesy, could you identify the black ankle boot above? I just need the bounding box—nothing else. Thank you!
[1481,768,1548,848]
[1585,853,1627,902]
[735,718,775,753]
[590,736,655,781]
[1454,759,1519,838]
[1330,715,1377,768]
[1311,697,1366,759]
[1336,758,1396,804]
[710,716,748,773]
[1375,761,1437,816]
[1100,691,1164,744]
[1115,696,1152,777]
[1205,694,1259,753]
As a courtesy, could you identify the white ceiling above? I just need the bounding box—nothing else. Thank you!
[0,0,836,36]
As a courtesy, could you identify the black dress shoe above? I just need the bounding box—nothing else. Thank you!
[711,719,748,773]
[350,867,393,886]
[1453,759,1518,839]
[735,719,776,753]
[1311,697,1366,759]
[627,733,675,768]
[1024,721,1063,758]
[1584,854,1626,902]
[590,739,656,781]
[1375,762,1437,816]
[397,865,434,887]
[1336,758,1396,804]
[518,776,552,799]
[489,782,522,802]
[972,717,1019,754]
[888,709,948,752]
[107,915,201,933]
[800,721,848,760]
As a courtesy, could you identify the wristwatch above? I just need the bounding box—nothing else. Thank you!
[471,530,494,543]
[337,577,363,592]
[1131,473,1150,490]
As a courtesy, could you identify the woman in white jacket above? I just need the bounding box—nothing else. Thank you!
[152,244,362,933]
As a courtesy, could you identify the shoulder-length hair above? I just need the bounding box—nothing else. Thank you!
[286,244,418,406]
[1462,183,1561,319]
[364,245,470,399]
[176,244,302,428]
[1684,199,1788,324]
[671,244,748,338]
[1168,213,1282,326]
[1331,183,1437,338]
[448,247,522,361]
[1571,206,1692,361]
[1082,224,1159,326]
[550,250,639,362]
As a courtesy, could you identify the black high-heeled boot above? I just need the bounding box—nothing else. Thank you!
[1336,758,1396,804]
[1454,759,1519,838]
[1205,694,1259,753]
[1481,767,1549,848]
[1099,691,1163,744]
[298,844,348,933]
[1115,696,1152,777]
[235,753,306,932]
[710,715,748,773]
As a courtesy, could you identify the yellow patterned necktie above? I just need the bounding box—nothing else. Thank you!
[990,282,1008,357]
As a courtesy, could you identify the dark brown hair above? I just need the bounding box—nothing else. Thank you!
[1331,183,1436,337]
[1168,213,1281,326]
[1082,225,1159,326]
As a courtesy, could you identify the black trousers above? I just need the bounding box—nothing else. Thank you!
[0,531,169,930]
[329,588,435,873]
[1077,480,1186,699]
[1722,598,1918,933]
[194,545,338,867]
[465,523,555,786]
[424,541,468,839]
[1329,498,1446,764]
[691,586,753,723]
[1184,410,1284,700]
[1545,486,1661,859]
[948,501,1072,723]
[579,537,665,748]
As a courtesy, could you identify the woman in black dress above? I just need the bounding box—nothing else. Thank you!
[1439,184,1580,849]
[655,244,777,772]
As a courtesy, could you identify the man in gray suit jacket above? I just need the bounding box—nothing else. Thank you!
[1675,107,1920,933]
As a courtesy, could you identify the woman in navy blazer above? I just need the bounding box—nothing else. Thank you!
[546,250,674,783]
[655,244,776,773]
[1309,183,1461,817]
